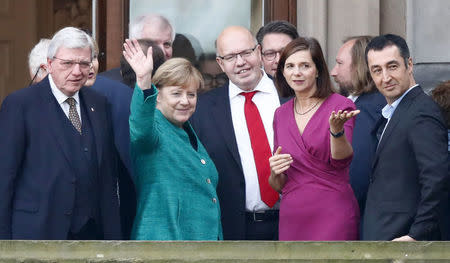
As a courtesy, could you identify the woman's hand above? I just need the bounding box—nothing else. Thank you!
[122,38,153,90]
[268,146,292,193]
[329,109,360,134]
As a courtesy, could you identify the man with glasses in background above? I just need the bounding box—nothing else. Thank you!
[191,26,287,240]
[100,13,174,83]
[256,20,299,77]
[0,27,121,240]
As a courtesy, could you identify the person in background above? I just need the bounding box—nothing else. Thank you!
[121,39,165,89]
[123,39,222,240]
[0,27,121,240]
[172,33,197,65]
[256,20,299,77]
[83,35,134,239]
[430,80,450,241]
[330,36,386,221]
[362,34,448,241]
[198,53,228,93]
[28,38,51,85]
[269,37,360,240]
[191,26,288,240]
[100,13,174,83]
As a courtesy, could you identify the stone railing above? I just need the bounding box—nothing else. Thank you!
[1,241,450,262]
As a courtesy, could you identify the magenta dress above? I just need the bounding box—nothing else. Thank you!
[274,93,360,240]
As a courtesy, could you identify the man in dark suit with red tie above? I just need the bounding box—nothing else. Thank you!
[190,26,288,240]
[362,34,448,241]
[0,27,121,240]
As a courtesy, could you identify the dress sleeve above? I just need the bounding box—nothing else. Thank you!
[129,84,159,150]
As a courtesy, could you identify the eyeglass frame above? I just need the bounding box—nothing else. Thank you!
[216,45,259,63]
[202,72,228,85]
[52,57,93,71]
[261,49,283,61]
[29,67,41,86]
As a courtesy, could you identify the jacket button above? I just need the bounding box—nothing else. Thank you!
[206,178,211,184]
[200,159,206,165]
[212,198,217,203]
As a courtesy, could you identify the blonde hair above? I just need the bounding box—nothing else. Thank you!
[153,58,203,91]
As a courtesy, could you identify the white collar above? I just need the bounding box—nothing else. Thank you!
[228,70,276,98]
[381,84,418,119]
[49,74,80,105]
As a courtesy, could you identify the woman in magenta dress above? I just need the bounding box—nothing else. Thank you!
[269,37,360,240]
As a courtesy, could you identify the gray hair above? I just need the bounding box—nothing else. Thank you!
[129,14,175,41]
[47,27,94,60]
[28,38,51,78]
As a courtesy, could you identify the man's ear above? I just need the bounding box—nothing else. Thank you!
[40,63,48,72]
[216,57,225,73]
[407,57,413,73]
[46,58,53,73]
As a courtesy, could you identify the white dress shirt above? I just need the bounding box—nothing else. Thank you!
[229,71,280,211]
[49,74,82,124]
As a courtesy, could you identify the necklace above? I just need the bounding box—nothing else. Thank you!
[294,98,320,115]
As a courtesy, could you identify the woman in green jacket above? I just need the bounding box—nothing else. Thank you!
[123,39,222,240]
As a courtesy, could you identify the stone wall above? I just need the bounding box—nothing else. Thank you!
[1,240,450,262]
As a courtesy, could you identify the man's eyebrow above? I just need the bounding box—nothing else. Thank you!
[386,60,400,65]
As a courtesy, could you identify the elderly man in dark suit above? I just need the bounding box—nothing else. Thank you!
[0,27,121,240]
[362,34,448,241]
[190,26,288,240]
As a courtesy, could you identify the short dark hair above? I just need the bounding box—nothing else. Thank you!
[275,37,334,98]
[431,80,450,128]
[256,20,299,46]
[365,34,410,68]
[120,39,165,88]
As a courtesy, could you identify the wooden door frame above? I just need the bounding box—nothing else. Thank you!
[264,0,297,25]
[99,0,292,71]
[98,0,129,71]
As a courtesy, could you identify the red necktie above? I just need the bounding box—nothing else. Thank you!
[241,91,278,207]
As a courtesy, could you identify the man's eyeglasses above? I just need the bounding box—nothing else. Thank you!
[202,73,228,87]
[261,49,283,61]
[29,67,40,86]
[53,57,92,71]
[217,45,258,63]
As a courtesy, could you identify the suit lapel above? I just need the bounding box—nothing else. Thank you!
[39,77,75,170]
[80,88,103,167]
[211,84,243,171]
[372,86,422,167]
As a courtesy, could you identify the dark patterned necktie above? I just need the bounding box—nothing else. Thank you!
[66,97,81,134]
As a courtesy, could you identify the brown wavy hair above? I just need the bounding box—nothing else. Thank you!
[344,36,376,95]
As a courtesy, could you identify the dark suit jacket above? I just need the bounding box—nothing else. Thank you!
[362,86,448,240]
[190,83,288,240]
[90,76,136,239]
[91,76,133,174]
[99,67,124,84]
[349,91,386,216]
[0,77,121,240]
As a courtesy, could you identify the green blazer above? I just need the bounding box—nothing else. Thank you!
[130,86,222,240]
